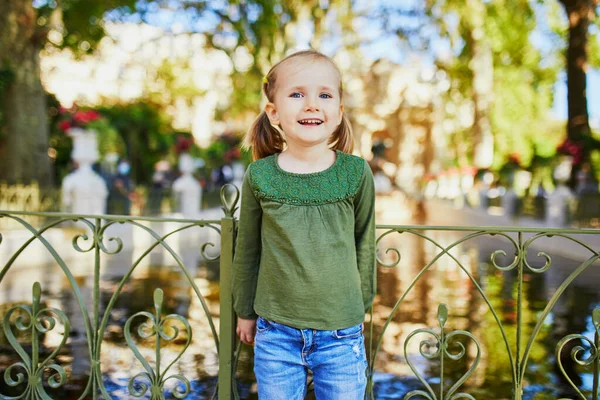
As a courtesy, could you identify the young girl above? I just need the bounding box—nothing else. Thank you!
[232,50,376,399]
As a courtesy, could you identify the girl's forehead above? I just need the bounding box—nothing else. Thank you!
[277,59,340,87]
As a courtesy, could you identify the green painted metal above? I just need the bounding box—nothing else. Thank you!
[555,307,600,400]
[516,231,524,400]
[1,201,600,399]
[371,228,516,396]
[0,210,223,399]
[402,304,480,400]
[124,288,192,399]
[368,226,600,400]
[1,282,70,399]
[218,184,239,400]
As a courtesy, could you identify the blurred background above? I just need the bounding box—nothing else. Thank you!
[1,1,600,399]
[0,0,599,224]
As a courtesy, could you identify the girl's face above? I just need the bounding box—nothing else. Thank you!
[265,59,344,150]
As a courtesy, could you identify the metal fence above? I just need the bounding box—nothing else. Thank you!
[0,187,599,399]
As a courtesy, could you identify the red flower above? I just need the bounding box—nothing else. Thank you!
[224,147,241,161]
[72,110,99,124]
[56,105,104,133]
[85,110,101,122]
[557,138,585,165]
[59,120,72,132]
[174,136,194,154]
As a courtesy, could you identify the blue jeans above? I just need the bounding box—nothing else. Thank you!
[253,317,368,399]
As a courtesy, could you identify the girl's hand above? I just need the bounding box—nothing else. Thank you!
[236,317,257,345]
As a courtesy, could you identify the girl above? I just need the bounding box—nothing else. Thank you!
[232,50,376,399]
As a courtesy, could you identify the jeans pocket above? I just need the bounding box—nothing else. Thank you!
[332,323,363,339]
[255,316,272,334]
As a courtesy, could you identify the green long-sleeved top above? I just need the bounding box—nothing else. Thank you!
[232,150,376,330]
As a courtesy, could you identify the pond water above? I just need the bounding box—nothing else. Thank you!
[0,208,598,399]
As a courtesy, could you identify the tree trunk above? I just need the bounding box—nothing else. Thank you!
[0,0,52,186]
[560,0,592,142]
[467,0,494,169]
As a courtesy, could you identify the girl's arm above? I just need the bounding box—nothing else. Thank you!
[354,160,377,313]
[232,168,262,320]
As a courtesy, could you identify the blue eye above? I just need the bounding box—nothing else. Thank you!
[290,92,303,98]
[320,93,332,99]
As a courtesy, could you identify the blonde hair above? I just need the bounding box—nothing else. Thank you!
[243,50,354,161]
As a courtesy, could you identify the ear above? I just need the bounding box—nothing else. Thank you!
[265,102,280,126]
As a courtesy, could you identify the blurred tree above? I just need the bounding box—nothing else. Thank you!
[544,0,600,184]
[98,99,178,185]
[47,92,72,183]
[379,0,558,170]
[0,0,138,185]
[145,59,206,109]
[177,0,356,118]
[0,0,356,186]
[555,0,599,144]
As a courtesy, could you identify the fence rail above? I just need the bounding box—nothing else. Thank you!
[0,187,599,399]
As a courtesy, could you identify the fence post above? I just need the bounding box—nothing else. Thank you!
[218,184,239,400]
[218,216,235,399]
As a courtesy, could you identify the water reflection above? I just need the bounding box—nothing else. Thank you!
[0,219,223,399]
[0,214,598,399]
[371,221,600,399]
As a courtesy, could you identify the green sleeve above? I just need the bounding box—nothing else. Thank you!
[232,168,262,319]
[354,160,377,312]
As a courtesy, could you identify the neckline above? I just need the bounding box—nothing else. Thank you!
[274,150,341,177]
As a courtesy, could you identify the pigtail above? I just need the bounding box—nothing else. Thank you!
[243,111,285,161]
[328,114,354,154]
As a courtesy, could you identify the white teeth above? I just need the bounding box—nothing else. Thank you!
[299,119,323,125]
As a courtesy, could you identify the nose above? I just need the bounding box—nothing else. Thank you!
[304,95,320,112]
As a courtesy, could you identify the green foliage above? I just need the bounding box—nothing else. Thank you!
[381,0,600,176]
[33,0,356,134]
[491,64,556,169]
[223,69,264,120]
[97,99,181,185]
[47,94,127,181]
[409,0,559,170]
[589,30,600,68]
[201,133,251,169]
[481,2,557,169]
[177,0,354,118]
[87,118,125,157]
[544,1,600,69]
[34,0,139,56]
[145,59,206,107]
[47,93,72,182]
[531,121,566,158]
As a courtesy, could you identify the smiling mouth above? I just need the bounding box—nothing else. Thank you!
[298,119,324,126]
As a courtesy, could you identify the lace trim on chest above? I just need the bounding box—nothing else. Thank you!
[249,152,364,205]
